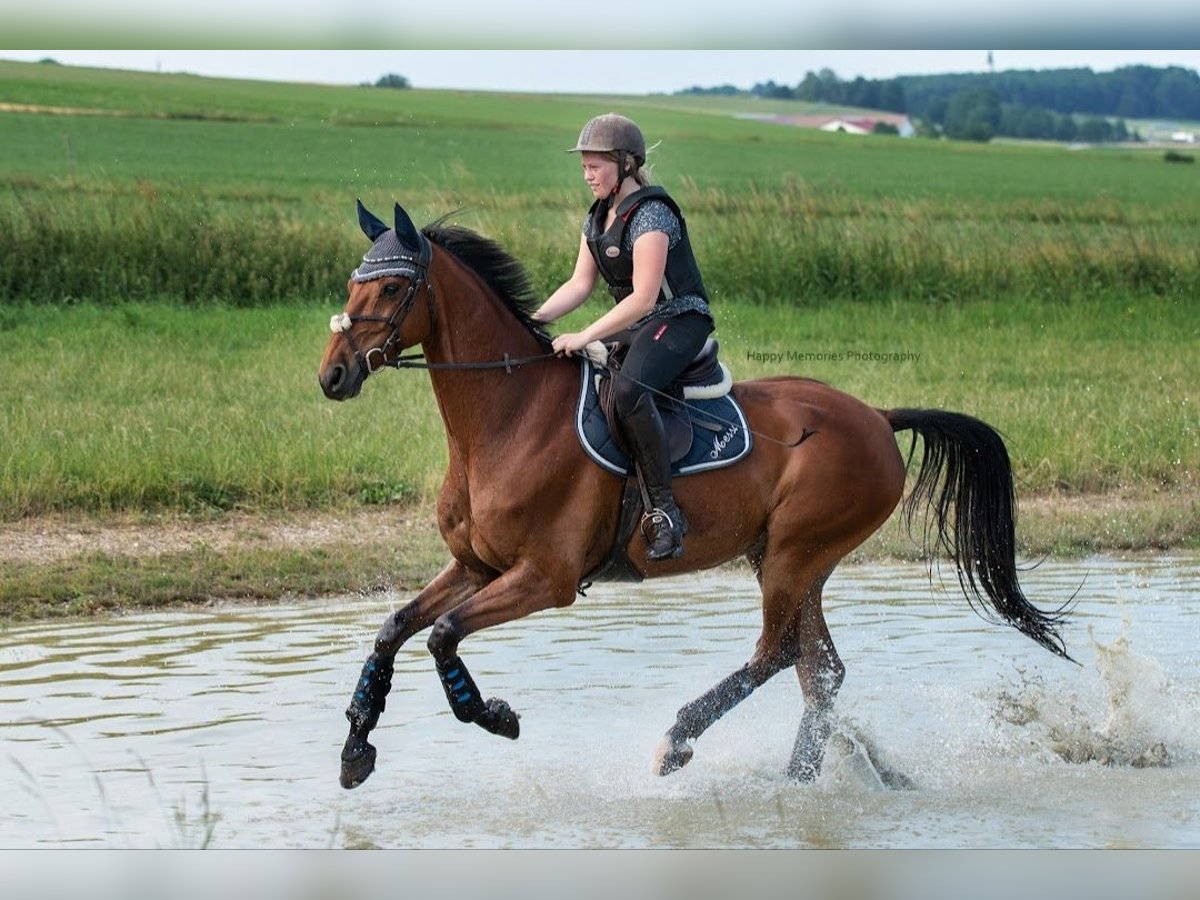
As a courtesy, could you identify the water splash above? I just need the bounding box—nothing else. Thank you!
[822,723,918,791]
[993,623,1196,768]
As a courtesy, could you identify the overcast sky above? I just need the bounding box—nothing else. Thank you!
[4,50,1200,94]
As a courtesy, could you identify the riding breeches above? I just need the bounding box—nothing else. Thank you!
[612,312,714,418]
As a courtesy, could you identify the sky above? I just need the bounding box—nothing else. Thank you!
[3,50,1200,95]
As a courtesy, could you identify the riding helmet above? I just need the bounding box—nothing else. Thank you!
[568,113,646,167]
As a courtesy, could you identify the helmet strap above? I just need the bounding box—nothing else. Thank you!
[611,150,631,199]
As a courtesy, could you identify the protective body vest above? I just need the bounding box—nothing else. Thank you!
[584,186,709,306]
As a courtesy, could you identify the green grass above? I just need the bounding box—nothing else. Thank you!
[4,59,1200,309]
[0,59,1196,518]
[721,295,1198,494]
[0,303,442,516]
[6,94,1199,204]
[0,297,1194,521]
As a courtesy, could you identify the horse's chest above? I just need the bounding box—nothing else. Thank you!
[438,485,525,572]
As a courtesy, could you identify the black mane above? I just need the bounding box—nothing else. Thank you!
[422,219,553,347]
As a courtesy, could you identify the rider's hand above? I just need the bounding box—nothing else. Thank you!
[552,332,591,356]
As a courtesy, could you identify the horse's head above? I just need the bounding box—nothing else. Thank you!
[318,200,434,401]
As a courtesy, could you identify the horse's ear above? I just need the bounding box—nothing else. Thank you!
[393,202,423,252]
[357,199,389,241]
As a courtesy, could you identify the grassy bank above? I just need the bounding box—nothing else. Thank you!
[2,491,1196,622]
[2,295,1194,621]
[0,508,449,621]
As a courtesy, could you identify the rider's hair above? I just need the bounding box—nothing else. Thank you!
[601,149,652,187]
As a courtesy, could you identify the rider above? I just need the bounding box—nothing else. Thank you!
[534,113,715,561]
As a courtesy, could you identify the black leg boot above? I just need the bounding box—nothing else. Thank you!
[622,393,688,561]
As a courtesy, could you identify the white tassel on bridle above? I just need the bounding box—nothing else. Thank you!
[330,312,352,334]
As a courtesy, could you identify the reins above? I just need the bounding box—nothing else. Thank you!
[334,247,560,376]
[383,340,809,450]
[333,241,806,449]
[384,350,559,373]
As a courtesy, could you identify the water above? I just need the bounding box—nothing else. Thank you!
[2,555,1197,848]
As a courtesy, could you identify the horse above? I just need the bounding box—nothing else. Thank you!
[318,200,1071,790]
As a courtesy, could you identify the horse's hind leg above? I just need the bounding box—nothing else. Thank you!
[784,575,844,781]
[745,537,845,781]
[654,549,831,776]
[654,657,788,775]
[340,560,486,789]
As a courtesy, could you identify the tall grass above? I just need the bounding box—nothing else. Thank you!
[4,180,1199,307]
[0,187,350,305]
[0,297,1193,519]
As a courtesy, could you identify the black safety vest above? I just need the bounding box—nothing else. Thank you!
[584,186,709,306]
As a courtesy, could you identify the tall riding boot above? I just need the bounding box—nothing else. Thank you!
[623,393,688,561]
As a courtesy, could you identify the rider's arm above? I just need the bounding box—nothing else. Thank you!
[533,235,599,323]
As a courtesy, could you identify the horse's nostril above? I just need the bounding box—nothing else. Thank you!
[321,364,349,399]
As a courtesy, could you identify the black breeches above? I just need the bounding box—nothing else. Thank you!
[613,312,714,418]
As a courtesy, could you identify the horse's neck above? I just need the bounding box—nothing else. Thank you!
[422,265,563,457]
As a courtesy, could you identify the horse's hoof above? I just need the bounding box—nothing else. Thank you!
[785,757,819,783]
[340,739,377,789]
[653,736,693,775]
[786,765,818,783]
[476,698,520,740]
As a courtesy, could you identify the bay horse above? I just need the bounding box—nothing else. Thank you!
[318,201,1070,790]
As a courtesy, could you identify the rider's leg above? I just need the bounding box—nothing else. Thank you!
[613,312,712,561]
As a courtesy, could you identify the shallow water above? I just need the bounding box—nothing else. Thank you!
[2,554,1197,848]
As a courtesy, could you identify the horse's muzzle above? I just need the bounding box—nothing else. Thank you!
[319,361,364,401]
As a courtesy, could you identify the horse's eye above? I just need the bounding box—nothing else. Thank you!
[383,283,400,296]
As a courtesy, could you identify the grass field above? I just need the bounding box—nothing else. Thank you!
[0,59,1196,614]
[0,297,1193,520]
[2,58,1197,506]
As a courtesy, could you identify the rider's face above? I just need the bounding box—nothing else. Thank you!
[580,152,619,199]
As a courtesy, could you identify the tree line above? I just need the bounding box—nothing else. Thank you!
[679,65,1200,143]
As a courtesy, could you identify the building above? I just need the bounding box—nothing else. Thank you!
[756,113,915,138]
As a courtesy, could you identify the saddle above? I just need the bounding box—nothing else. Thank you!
[578,338,748,587]
[594,337,732,462]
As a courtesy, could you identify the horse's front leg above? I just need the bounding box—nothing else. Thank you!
[341,560,487,789]
[426,558,576,740]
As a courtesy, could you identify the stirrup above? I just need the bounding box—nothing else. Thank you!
[640,507,684,560]
[639,507,674,540]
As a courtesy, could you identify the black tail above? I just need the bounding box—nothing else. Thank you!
[886,408,1072,660]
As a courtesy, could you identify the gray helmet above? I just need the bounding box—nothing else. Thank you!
[568,113,646,166]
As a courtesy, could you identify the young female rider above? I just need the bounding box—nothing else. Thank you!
[534,113,715,562]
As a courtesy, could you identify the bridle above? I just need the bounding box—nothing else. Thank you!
[330,264,432,376]
[330,238,556,376]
